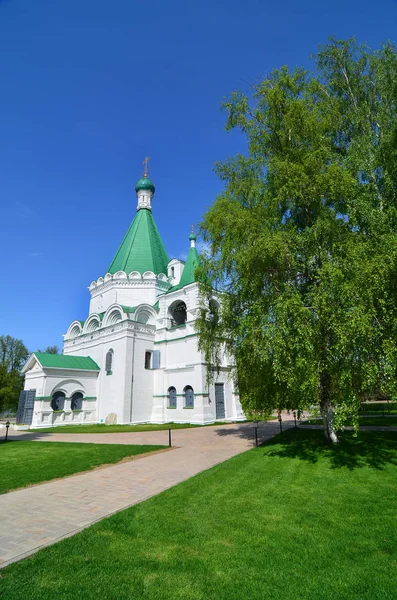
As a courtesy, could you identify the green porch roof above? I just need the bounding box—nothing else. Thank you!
[107,208,169,275]
[34,353,100,371]
[167,246,200,293]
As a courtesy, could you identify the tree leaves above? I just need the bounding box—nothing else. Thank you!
[197,37,397,436]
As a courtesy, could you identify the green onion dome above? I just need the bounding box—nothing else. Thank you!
[189,232,197,241]
[135,177,155,194]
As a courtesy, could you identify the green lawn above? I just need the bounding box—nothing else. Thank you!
[0,441,165,494]
[303,416,397,427]
[29,422,230,434]
[1,429,397,600]
[361,402,397,414]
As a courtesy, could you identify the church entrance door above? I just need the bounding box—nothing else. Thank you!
[215,383,225,419]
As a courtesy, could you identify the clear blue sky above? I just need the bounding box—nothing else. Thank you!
[1,0,397,351]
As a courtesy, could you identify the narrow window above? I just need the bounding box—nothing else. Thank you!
[168,386,177,408]
[171,266,175,277]
[145,351,152,369]
[184,386,194,408]
[71,392,83,411]
[106,349,113,375]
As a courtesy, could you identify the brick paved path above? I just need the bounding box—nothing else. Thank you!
[0,419,293,568]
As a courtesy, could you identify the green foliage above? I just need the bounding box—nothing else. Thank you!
[2,429,397,599]
[197,38,397,438]
[37,345,60,354]
[0,335,28,413]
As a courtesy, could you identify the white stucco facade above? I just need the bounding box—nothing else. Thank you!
[21,174,244,428]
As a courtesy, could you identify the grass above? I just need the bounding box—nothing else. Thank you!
[360,402,397,414]
[303,416,397,427]
[29,422,231,434]
[1,428,397,599]
[0,441,165,494]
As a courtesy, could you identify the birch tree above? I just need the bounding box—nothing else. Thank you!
[197,38,397,442]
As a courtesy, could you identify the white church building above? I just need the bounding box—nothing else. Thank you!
[20,169,244,428]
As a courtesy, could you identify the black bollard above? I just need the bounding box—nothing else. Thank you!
[5,421,10,442]
[293,411,297,428]
[168,425,172,447]
[278,413,283,434]
[253,420,258,448]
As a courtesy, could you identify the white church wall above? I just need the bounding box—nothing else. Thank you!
[126,334,155,423]
[96,334,130,424]
[89,279,169,315]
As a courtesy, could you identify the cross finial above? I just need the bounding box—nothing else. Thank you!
[143,156,150,178]
[191,224,195,234]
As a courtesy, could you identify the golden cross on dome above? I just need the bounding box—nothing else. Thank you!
[143,156,150,177]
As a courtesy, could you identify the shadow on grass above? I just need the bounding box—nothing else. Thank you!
[263,427,397,470]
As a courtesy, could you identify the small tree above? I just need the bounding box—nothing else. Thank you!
[197,38,397,442]
[0,335,29,413]
[37,345,60,354]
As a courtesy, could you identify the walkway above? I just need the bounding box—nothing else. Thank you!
[0,419,293,568]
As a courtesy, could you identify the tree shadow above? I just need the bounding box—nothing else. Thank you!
[215,420,292,441]
[263,428,397,470]
[2,430,66,443]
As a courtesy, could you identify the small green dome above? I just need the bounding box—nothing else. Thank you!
[135,177,155,194]
[189,232,197,241]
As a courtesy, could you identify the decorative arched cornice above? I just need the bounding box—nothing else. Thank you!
[65,320,83,340]
[92,271,171,290]
[114,271,128,280]
[128,271,142,279]
[83,314,101,334]
[142,271,156,280]
[102,304,125,327]
[135,303,157,326]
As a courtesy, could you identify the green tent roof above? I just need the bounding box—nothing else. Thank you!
[34,353,100,371]
[167,245,200,293]
[108,208,169,275]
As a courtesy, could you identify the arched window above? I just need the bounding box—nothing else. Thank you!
[71,392,83,411]
[169,300,187,326]
[51,391,65,411]
[184,386,194,408]
[168,386,177,408]
[106,349,113,375]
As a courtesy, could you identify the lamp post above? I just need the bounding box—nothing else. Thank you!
[5,421,10,442]
[278,412,283,434]
[253,420,258,448]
